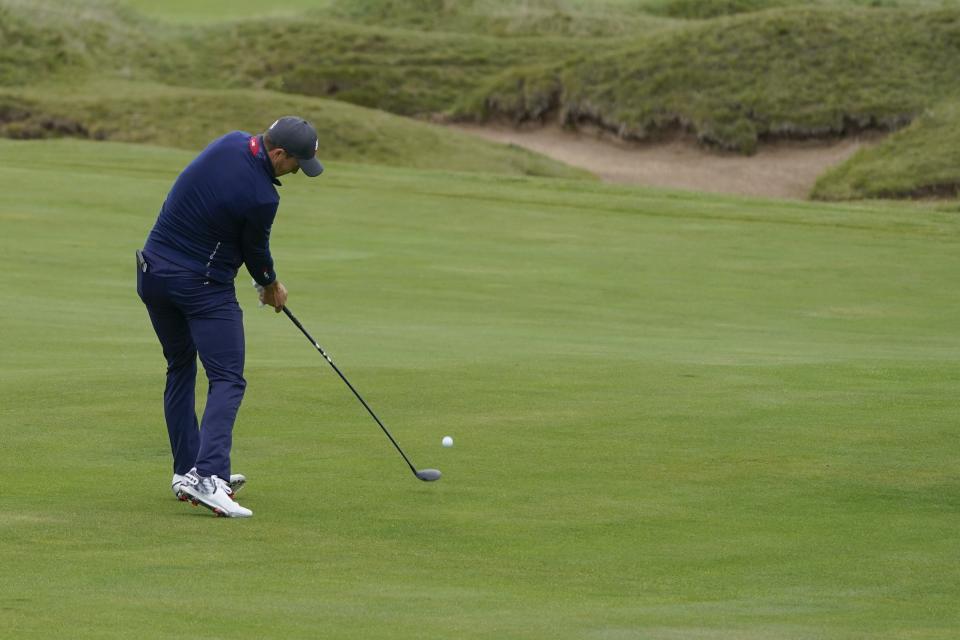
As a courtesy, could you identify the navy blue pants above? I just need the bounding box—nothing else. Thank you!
[137,251,246,480]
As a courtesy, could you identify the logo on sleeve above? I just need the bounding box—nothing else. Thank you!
[248,136,260,156]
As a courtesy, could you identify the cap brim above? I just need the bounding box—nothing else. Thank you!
[298,156,324,177]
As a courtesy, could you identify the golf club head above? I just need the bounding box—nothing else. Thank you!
[416,468,442,482]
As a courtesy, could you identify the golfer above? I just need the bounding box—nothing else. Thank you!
[136,117,323,517]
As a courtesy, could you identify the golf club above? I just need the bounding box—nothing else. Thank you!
[280,304,441,482]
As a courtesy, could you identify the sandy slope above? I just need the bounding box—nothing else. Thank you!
[452,124,878,199]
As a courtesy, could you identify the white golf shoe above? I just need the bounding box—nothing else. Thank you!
[173,472,246,499]
[177,469,253,518]
[228,473,246,494]
[172,473,188,498]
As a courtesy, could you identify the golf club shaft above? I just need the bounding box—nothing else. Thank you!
[281,306,420,476]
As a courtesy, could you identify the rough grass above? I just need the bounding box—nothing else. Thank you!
[0,82,590,180]
[640,0,947,19]
[325,0,675,36]
[5,0,960,198]
[120,0,960,26]
[0,1,142,85]
[11,1,960,136]
[113,0,335,22]
[456,7,960,153]
[813,101,960,199]
[176,19,580,117]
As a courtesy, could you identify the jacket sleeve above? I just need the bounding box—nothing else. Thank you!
[241,202,279,286]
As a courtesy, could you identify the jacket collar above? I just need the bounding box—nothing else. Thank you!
[250,135,282,186]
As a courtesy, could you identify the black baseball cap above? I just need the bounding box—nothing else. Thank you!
[267,116,324,177]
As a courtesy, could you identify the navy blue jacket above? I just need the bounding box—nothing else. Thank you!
[144,131,280,286]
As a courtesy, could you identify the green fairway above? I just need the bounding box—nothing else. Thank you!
[1,138,958,638]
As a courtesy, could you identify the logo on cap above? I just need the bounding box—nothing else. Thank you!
[266,116,323,177]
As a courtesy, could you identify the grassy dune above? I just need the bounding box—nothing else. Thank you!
[2,138,959,637]
[177,19,579,116]
[4,0,960,197]
[813,102,960,199]
[0,82,590,179]
[457,7,960,151]
[324,0,674,36]
[112,0,335,22]
[643,0,960,18]
[119,0,960,25]
[0,1,586,179]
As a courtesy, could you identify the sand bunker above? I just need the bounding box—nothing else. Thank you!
[452,124,878,199]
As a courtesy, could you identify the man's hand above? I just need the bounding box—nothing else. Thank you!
[259,281,288,313]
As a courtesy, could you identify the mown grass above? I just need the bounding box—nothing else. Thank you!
[2,137,960,638]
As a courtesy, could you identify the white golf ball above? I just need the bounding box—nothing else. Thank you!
[442,436,453,448]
